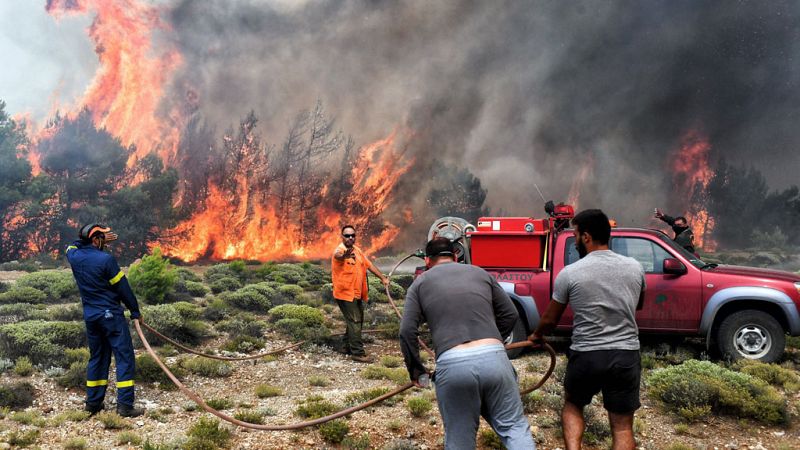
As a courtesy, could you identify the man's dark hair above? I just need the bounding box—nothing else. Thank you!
[674,216,688,224]
[425,237,455,258]
[571,209,611,245]
[341,225,355,234]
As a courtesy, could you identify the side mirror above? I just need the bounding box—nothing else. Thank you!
[663,258,687,275]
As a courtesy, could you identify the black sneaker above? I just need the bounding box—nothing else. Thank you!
[116,405,145,417]
[84,403,104,415]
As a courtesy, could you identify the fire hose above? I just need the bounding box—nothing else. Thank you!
[132,253,556,430]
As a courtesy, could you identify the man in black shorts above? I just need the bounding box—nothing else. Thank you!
[533,209,645,450]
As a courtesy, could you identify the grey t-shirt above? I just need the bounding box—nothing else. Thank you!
[553,249,645,352]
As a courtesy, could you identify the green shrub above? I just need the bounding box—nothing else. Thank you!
[0,260,39,272]
[136,354,185,391]
[0,382,35,409]
[736,360,800,392]
[367,278,406,304]
[140,304,210,345]
[295,397,341,419]
[648,359,788,424]
[309,375,330,387]
[215,313,266,338]
[58,360,88,389]
[209,276,242,294]
[233,409,265,424]
[272,284,305,305]
[186,417,232,448]
[184,281,209,297]
[10,409,44,425]
[96,411,132,429]
[255,384,283,398]
[344,387,393,407]
[222,335,264,353]
[256,263,305,284]
[181,357,233,378]
[0,320,86,366]
[176,267,202,283]
[64,437,88,449]
[205,263,246,284]
[48,410,91,426]
[13,356,34,376]
[321,283,334,303]
[406,397,433,417]
[382,439,419,450]
[380,355,403,368]
[275,318,330,342]
[65,347,90,364]
[362,365,409,385]
[319,419,350,443]
[203,297,231,322]
[478,428,504,449]
[206,397,234,410]
[117,431,143,446]
[128,248,178,304]
[46,303,83,321]
[16,270,78,301]
[6,429,40,447]
[0,286,47,304]
[342,433,371,450]
[0,302,41,321]
[219,287,270,312]
[268,304,324,326]
[392,274,415,290]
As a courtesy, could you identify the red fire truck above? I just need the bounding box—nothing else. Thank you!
[428,204,800,363]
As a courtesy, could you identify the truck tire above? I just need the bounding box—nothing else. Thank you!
[716,310,785,363]
[505,318,527,359]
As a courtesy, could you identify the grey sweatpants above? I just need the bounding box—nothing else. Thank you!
[434,343,535,450]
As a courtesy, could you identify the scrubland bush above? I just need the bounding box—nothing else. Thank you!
[140,303,210,345]
[0,286,47,304]
[0,358,13,373]
[58,360,88,389]
[308,375,330,387]
[0,320,85,366]
[233,409,265,424]
[117,431,143,446]
[13,356,34,376]
[362,365,409,384]
[406,397,433,417]
[0,381,35,409]
[648,359,787,424]
[203,297,231,322]
[185,417,232,449]
[184,281,209,298]
[16,270,78,300]
[95,411,131,429]
[136,354,185,390]
[204,262,247,284]
[269,304,324,326]
[222,335,264,353]
[0,302,42,321]
[128,248,177,304]
[367,278,406,303]
[736,359,800,392]
[64,437,88,449]
[176,267,202,283]
[342,433,371,450]
[215,313,267,338]
[321,283,334,303]
[255,384,282,398]
[295,397,341,419]
[272,284,305,305]
[209,276,243,294]
[206,397,234,410]
[382,439,419,450]
[181,357,233,378]
[10,409,45,425]
[478,428,503,449]
[218,286,271,311]
[344,387,393,407]
[380,355,403,368]
[46,303,83,321]
[6,429,40,447]
[319,419,350,443]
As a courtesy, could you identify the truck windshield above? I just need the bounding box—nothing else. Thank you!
[655,233,707,269]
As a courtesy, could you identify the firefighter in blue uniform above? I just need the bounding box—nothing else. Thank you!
[65,223,144,417]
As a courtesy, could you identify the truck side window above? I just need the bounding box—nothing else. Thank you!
[611,237,672,274]
[564,237,581,266]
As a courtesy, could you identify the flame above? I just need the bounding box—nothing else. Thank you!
[159,133,413,262]
[46,0,182,167]
[670,130,717,251]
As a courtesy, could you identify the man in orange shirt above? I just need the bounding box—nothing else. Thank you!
[332,225,389,362]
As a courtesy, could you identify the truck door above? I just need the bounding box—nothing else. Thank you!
[610,236,702,331]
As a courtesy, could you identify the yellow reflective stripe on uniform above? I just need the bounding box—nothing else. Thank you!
[86,379,108,387]
[109,270,125,285]
[116,380,134,388]
[66,245,78,252]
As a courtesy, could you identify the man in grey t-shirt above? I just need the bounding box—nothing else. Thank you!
[533,209,645,450]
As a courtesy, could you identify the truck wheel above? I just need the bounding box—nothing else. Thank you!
[505,318,527,359]
[716,310,785,363]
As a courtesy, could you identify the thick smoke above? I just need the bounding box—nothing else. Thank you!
[166,0,800,227]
